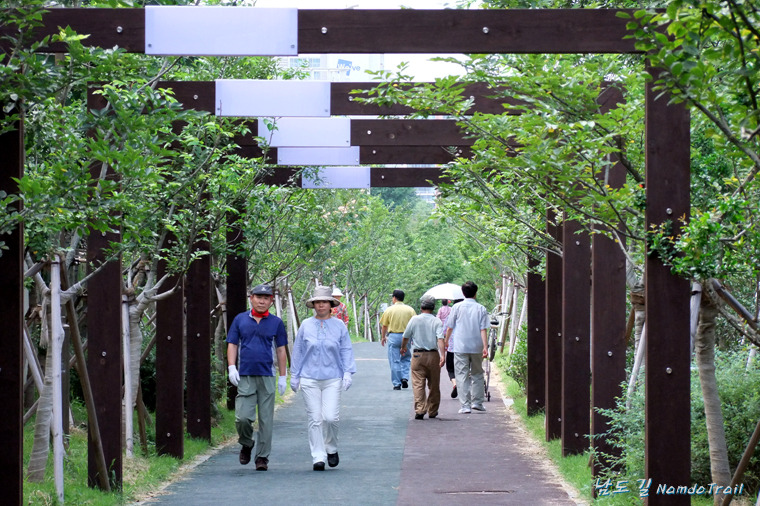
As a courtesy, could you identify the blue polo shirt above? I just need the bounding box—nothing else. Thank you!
[227,311,288,376]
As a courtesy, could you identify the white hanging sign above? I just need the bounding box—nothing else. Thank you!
[264,118,351,147]
[302,167,371,189]
[278,147,360,166]
[145,7,298,56]
[215,80,331,118]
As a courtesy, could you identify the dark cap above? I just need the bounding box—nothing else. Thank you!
[250,283,273,296]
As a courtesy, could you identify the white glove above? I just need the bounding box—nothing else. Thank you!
[228,365,240,386]
[278,376,287,396]
[291,376,300,392]
[342,372,353,391]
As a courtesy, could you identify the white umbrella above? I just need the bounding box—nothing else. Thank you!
[423,283,464,301]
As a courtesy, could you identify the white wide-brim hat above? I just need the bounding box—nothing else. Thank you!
[306,286,340,308]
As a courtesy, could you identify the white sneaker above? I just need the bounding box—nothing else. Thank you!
[472,404,486,412]
[458,407,471,414]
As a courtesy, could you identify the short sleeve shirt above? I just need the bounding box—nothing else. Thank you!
[379,302,416,333]
[227,311,288,376]
[447,299,489,354]
[402,313,443,351]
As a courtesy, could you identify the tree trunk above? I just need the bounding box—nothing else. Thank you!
[695,289,731,505]
[26,329,54,482]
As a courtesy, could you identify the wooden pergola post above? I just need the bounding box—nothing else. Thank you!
[561,215,591,456]
[545,211,563,441]
[644,68,691,504]
[0,111,24,506]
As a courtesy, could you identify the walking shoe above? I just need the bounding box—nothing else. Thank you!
[472,404,487,412]
[327,453,340,467]
[393,385,401,390]
[401,378,409,388]
[239,444,252,465]
[458,407,472,414]
[255,456,269,471]
[451,386,458,398]
[429,414,437,419]
[414,413,424,420]
[313,461,326,471]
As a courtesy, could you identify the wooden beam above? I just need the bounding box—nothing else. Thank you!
[360,145,472,165]
[0,112,23,506]
[298,9,639,54]
[1,8,145,53]
[330,82,527,116]
[644,68,691,505]
[96,81,524,116]
[371,167,448,187]
[352,119,472,146]
[6,9,640,55]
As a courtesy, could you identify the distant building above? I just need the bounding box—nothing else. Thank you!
[281,54,385,82]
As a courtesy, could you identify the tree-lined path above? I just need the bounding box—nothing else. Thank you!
[135,342,581,506]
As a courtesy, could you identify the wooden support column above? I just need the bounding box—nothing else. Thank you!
[85,89,123,488]
[86,227,122,488]
[561,216,591,456]
[186,237,211,441]
[226,212,247,409]
[155,233,185,458]
[526,254,546,416]
[591,87,627,477]
[545,211,563,441]
[0,112,23,506]
[644,69,691,504]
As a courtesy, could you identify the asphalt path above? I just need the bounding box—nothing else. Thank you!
[136,342,583,506]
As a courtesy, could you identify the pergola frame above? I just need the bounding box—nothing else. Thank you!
[0,8,690,505]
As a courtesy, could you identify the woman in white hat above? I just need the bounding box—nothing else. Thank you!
[291,285,357,471]
[330,286,349,326]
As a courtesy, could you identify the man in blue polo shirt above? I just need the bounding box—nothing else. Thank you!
[227,283,288,471]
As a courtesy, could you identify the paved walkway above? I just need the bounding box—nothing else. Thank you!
[137,342,583,505]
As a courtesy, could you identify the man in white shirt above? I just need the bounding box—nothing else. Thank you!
[444,281,489,414]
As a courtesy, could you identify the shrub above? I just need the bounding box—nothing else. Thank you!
[503,326,528,393]
[598,349,760,499]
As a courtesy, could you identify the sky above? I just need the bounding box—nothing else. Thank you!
[252,0,473,81]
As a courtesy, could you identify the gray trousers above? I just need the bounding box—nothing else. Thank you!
[235,375,276,458]
[454,353,485,409]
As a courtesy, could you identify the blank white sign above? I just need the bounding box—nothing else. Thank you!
[145,7,298,56]
[302,167,371,189]
[215,80,331,117]
[264,118,351,147]
[278,147,360,165]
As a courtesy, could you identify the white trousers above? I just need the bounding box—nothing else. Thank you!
[300,378,342,464]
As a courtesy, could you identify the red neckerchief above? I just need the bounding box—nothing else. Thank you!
[251,309,269,318]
